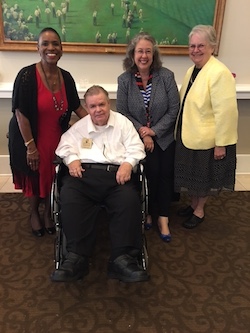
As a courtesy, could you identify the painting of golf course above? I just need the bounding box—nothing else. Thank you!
[1,0,226,53]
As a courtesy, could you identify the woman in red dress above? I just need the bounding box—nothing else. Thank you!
[8,27,87,237]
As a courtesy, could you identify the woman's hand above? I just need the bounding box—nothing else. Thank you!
[27,147,40,171]
[214,146,226,160]
[139,126,155,139]
[143,136,154,152]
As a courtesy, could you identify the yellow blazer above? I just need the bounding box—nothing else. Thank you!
[175,56,238,149]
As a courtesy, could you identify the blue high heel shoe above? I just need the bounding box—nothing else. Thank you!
[160,233,172,243]
[144,222,153,230]
[144,215,153,230]
[158,216,171,243]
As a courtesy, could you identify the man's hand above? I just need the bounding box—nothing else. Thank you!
[68,160,84,178]
[116,162,133,185]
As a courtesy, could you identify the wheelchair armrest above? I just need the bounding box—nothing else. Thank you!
[139,158,146,165]
[53,156,63,165]
[132,159,146,175]
[138,158,146,174]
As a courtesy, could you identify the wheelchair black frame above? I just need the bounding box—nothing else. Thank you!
[50,161,149,271]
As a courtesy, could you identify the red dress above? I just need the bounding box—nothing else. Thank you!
[14,68,68,198]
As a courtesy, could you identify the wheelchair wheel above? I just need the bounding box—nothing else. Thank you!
[54,228,68,269]
[51,164,68,269]
[50,164,60,224]
[138,234,148,271]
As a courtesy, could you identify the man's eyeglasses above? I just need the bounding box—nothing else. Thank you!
[189,44,206,50]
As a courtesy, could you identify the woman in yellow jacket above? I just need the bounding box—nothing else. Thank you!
[175,25,238,229]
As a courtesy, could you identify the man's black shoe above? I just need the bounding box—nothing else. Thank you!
[108,254,149,282]
[51,252,89,282]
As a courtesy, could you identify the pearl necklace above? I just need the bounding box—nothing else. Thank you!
[40,62,64,112]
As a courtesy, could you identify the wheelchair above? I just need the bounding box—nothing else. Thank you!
[50,161,149,273]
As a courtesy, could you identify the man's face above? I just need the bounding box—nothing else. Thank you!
[85,92,110,126]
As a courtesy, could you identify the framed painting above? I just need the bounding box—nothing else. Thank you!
[0,0,226,55]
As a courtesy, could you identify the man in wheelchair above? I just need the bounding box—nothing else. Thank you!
[51,85,149,283]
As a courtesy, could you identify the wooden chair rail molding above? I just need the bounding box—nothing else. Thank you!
[0,82,249,99]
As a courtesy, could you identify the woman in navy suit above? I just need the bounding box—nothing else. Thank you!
[117,32,180,242]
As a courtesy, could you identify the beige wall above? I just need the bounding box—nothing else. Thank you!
[237,100,250,154]
[0,0,249,156]
[1,99,248,156]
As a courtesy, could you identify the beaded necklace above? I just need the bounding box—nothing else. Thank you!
[40,62,64,112]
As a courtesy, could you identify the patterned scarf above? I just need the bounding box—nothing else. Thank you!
[135,71,153,127]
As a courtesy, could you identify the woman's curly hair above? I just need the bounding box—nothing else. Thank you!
[123,32,162,73]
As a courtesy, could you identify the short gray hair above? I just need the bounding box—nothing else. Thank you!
[84,85,109,101]
[189,25,217,48]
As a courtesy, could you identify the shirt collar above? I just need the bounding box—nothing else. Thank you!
[87,110,115,133]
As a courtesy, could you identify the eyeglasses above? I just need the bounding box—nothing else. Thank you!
[189,44,206,50]
[135,49,152,55]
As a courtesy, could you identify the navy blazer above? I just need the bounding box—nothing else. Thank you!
[116,67,180,150]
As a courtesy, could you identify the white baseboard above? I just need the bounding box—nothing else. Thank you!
[0,155,12,175]
[236,154,250,174]
[1,154,250,176]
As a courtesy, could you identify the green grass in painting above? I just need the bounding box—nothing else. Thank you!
[2,0,215,45]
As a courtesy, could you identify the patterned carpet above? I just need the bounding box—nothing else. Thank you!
[0,192,250,333]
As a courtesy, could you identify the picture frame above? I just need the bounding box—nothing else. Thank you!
[0,0,226,55]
